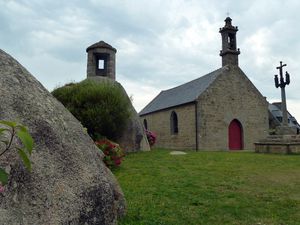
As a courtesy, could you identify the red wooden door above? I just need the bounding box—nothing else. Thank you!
[228,119,243,150]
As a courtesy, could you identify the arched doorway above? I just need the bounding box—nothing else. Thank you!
[228,119,243,150]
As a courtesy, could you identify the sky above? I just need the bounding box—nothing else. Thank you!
[1,0,300,120]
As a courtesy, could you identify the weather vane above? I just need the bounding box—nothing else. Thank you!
[274,61,290,127]
[226,12,230,17]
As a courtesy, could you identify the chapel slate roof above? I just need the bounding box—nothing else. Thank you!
[268,102,300,129]
[140,66,228,115]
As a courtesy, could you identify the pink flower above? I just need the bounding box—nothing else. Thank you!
[95,139,125,168]
[114,158,121,166]
[145,130,156,147]
[0,185,5,193]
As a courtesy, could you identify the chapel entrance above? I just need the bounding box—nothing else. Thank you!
[228,119,243,150]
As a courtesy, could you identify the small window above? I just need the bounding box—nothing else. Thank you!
[143,119,148,130]
[98,59,105,69]
[170,111,178,134]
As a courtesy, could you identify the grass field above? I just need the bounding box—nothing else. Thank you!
[113,149,300,225]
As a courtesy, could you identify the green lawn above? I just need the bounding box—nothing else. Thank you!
[113,149,300,225]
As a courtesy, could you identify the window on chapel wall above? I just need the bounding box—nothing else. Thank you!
[143,119,148,130]
[170,111,178,134]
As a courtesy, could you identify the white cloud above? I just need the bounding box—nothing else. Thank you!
[118,75,161,111]
[287,100,300,123]
[243,28,273,68]
[1,0,300,120]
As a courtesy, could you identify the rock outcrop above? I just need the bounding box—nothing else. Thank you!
[0,49,126,224]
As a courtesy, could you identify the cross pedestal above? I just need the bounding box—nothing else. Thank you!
[255,135,300,154]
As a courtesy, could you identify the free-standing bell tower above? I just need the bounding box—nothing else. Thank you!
[86,41,117,80]
[219,17,240,67]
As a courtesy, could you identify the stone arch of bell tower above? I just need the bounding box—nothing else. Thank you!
[86,41,117,80]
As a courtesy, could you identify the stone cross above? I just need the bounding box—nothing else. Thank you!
[274,61,290,126]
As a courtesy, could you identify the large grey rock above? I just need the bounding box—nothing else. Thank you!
[87,76,151,152]
[0,49,126,224]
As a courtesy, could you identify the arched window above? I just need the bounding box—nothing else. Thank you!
[170,111,178,134]
[143,119,148,130]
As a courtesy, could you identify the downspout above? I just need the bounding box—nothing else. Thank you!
[195,101,199,151]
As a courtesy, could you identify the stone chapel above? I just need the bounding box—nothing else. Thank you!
[139,17,269,150]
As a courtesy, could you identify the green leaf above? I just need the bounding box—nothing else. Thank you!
[0,128,9,135]
[0,168,8,185]
[15,125,27,131]
[17,128,34,155]
[17,148,32,172]
[0,120,17,128]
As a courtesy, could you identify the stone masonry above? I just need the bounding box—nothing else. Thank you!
[141,65,269,151]
[86,41,116,79]
[255,135,300,154]
[197,65,269,150]
[142,103,196,150]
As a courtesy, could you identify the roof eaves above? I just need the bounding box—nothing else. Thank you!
[139,100,196,116]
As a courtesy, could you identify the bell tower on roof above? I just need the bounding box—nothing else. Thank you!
[219,17,240,67]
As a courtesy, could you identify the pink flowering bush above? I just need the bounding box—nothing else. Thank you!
[95,139,125,168]
[0,184,4,193]
[145,130,157,147]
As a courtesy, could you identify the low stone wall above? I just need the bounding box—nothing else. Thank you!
[255,135,300,154]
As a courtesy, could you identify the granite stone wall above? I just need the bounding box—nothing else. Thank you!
[87,48,116,80]
[140,65,268,151]
[141,103,196,150]
[197,65,269,150]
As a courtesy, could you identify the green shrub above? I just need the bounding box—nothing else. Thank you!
[52,80,131,141]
